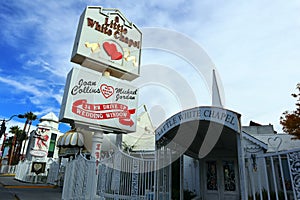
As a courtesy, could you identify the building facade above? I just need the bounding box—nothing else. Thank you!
[54,106,300,200]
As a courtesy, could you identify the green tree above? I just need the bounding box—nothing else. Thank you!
[280,83,300,139]
[8,126,24,165]
[19,111,37,156]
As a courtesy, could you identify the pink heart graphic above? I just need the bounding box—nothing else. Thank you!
[103,42,123,60]
[100,84,114,98]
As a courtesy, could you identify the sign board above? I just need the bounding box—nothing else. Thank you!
[59,67,138,133]
[155,107,241,141]
[30,149,47,157]
[71,6,142,81]
[31,162,46,175]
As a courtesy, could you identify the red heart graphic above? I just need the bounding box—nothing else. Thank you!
[103,42,123,60]
[100,84,114,98]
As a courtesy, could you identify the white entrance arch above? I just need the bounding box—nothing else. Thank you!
[155,106,245,200]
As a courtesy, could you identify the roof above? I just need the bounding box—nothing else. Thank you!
[251,134,300,152]
[37,121,51,129]
[242,131,268,150]
[40,112,59,123]
[242,124,300,152]
[122,111,155,151]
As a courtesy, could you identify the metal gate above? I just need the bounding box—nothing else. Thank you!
[97,150,159,200]
[245,148,300,200]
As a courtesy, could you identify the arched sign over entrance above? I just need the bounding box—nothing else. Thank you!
[155,106,241,159]
[156,106,241,141]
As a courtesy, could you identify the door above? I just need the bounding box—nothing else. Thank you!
[204,159,239,200]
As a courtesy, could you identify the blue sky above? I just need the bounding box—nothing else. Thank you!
[0,0,300,135]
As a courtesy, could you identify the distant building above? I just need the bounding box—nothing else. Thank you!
[25,112,63,160]
[122,107,155,152]
[15,112,63,183]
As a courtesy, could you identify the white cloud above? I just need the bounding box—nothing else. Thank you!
[33,106,60,117]
[0,76,41,96]
[174,0,300,131]
[0,76,62,108]
[0,1,81,79]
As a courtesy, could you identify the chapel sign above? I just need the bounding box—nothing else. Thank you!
[155,107,241,141]
[71,7,142,81]
[59,67,138,133]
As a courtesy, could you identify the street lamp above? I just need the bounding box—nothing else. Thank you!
[0,114,25,138]
[0,114,25,165]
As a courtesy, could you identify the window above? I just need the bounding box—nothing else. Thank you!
[47,133,57,157]
[223,161,236,191]
[206,161,218,190]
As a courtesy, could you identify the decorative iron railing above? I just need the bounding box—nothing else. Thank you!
[245,148,300,200]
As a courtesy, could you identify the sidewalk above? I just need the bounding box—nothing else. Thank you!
[0,174,62,200]
[0,185,17,200]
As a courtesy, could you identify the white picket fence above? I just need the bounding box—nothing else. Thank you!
[62,155,96,199]
[47,161,60,185]
[61,150,170,200]
[0,164,17,174]
[14,159,55,183]
[14,160,32,182]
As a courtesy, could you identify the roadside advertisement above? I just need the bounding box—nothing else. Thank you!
[29,128,49,157]
[71,6,142,81]
[59,67,138,133]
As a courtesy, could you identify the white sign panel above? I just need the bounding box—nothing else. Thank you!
[60,67,138,133]
[30,150,47,157]
[71,7,142,81]
[155,107,241,141]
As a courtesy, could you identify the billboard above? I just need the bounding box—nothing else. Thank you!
[71,7,142,81]
[60,67,138,133]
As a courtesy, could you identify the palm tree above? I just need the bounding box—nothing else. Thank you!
[19,112,37,157]
[8,126,24,165]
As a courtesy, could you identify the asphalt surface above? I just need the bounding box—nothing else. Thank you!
[0,175,62,200]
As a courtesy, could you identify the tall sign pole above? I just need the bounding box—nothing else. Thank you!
[59,7,141,199]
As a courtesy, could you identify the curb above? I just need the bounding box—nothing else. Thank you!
[0,176,58,189]
[0,173,16,177]
[4,185,57,189]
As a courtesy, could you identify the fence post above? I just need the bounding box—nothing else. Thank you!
[131,159,139,199]
[89,131,104,200]
[62,160,75,200]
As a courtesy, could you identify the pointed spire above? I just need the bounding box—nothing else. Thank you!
[212,69,223,107]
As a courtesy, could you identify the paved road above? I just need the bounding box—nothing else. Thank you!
[0,175,62,200]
